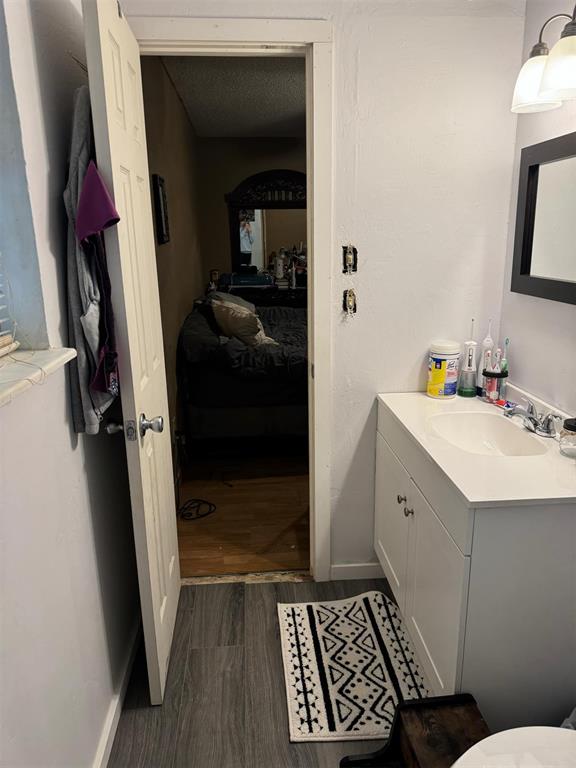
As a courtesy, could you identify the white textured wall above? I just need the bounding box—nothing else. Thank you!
[501,0,576,415]
[0,374,137,767]
[327,4,524,566]
[125,0,525,567]
[1,1,138,765]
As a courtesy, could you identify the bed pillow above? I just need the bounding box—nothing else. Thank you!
[211,300,277,347]
[196,302,224,338]
[207,291,256,314]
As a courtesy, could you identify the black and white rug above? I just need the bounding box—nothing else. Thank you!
[278,591,429,742]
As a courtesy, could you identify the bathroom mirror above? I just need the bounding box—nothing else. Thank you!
[512,131,576,305]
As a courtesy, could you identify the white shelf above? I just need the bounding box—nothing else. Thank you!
[0,348,77,407]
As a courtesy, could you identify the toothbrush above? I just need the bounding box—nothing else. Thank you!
[463,318,477,371]
[493,348,502,373]
[501,337,510,373]
[477,319,494,392]
[484,349,498,400]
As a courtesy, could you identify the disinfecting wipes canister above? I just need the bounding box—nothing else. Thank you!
[427,340,461,399]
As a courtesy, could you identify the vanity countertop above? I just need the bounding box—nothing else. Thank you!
[377,392,576,508]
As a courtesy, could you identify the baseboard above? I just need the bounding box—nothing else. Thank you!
[330,562,384,581]
[92,619,141,768]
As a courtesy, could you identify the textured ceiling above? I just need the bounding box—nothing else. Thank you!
[162,56,306,138]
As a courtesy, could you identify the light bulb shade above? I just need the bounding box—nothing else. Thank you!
[512,55,562,113]
[539,33,576,101]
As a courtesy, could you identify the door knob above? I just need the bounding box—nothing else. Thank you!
[397,494,407,505]
[403,507,415,517]
[139,413,164,437]
[105,422,124,435]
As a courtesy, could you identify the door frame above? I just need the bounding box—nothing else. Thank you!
[130,17,333,581]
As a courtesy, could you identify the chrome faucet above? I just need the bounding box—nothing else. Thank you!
[503,399,561,438]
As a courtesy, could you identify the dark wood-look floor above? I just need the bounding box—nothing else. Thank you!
[177,449,310,577]
[110,579,392,768]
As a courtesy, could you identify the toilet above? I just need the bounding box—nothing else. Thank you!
[453,727,576,767]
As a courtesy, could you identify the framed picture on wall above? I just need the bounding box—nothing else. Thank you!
[151,174,170,245]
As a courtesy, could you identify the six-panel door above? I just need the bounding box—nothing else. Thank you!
[83,0,181,704]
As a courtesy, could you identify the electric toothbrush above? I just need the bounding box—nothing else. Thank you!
[477,319,494,395]
[458,318,478,398]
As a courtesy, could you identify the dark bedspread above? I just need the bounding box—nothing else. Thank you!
[224,306,307,378]
[178,305,308,409]
[179,306,307,380]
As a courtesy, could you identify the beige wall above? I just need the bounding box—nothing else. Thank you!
[196,137,306,274]
[142,58,204,433]
[264,208,307,259]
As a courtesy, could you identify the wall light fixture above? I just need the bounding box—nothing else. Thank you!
[512,8,576,113]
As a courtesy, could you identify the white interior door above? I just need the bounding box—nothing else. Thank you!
[82,0,180,704]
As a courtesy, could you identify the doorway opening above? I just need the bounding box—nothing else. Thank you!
[141,55,310,578]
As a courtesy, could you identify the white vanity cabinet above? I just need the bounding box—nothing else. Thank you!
[375,433,469,696]
[374,434,411,609]
[374,393,576,732]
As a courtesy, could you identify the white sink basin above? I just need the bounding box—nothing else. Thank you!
[378,392,575,506]
[428,412,547,457]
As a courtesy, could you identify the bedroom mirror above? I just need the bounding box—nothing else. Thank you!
[237,207,307,272]
[512,131,576,305]
[238,209,265,269]
[226,169,306,272]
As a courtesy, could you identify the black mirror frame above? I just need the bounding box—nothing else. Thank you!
[511,131,576,306]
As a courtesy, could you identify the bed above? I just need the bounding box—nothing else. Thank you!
[177,302,308,441]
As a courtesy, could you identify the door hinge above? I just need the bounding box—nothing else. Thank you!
[311,363,315,379]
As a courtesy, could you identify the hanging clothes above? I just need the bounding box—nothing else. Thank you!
[75,161,120,399]
[63,86,119,434]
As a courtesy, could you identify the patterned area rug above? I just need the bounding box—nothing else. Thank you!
[278,591,429,742]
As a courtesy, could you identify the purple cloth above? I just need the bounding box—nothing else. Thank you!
[75,161,119,242]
